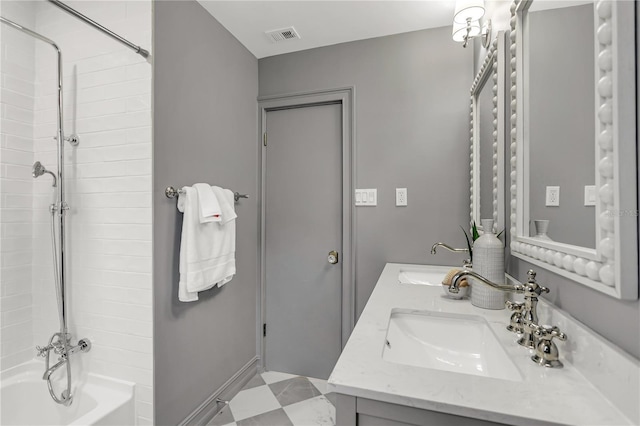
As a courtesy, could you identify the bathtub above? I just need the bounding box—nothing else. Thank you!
[1,361,134,425]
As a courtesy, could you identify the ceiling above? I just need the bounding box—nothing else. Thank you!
[197,1,456,59]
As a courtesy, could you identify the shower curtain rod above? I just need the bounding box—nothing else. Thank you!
[47,0,149,58]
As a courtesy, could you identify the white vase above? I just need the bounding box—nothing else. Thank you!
[533,219,553,241]
[471,219,505,310]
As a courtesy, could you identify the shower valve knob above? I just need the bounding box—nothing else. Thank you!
[36,345,51,357]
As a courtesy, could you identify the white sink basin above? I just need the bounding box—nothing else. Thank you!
[397,265,451,286]
[382,309,522,381]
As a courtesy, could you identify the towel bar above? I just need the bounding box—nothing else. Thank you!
[165,186,248,203]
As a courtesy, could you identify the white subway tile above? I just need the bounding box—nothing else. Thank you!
[79,79,150,104]
[136,417,153,426]
[1,306,31,326]
[0,293,32,313]
[125,95,151,113]
[81,329,152,354]
[1,251,31,268]
[101,271,151,289]
[0,348,33,371]
[0,208,31,223]
[136,401,153,420]
[1,118,32,138]
[1,74,35,97]
[0,148,33,166]
[1,134,33,152]
[0,88,33,110]
[126,127,151,144]
[0,235,33,251]
[77,223,151,241]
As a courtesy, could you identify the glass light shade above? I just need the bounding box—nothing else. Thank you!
[452,20,481,42]
[453,0,485,24]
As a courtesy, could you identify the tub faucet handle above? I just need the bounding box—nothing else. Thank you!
[36,344,52,357]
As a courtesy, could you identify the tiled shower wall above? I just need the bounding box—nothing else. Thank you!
[2,1,153,424]
[0,0,37,371]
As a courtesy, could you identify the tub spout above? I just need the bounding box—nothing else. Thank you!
[43,357,67,380]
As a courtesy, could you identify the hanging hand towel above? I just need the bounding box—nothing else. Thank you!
[211,186,237,225]
[210,186,237,287]
[193,183,221,223]
[177,186,236,302]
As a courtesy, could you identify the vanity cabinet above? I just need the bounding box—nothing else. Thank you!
[336,394,507,426]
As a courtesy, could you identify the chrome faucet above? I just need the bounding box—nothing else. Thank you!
[449,270,521,294]
[38,338,91,380]
[450,269,567,368]
[43,358,68,380]
[515,270,549,349]
[430,242,471,267]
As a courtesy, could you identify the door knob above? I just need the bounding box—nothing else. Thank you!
[328,250,339,264]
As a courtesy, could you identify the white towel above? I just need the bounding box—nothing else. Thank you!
[193,183,221,223]
[211,186,237,225]
[177,186,236,302]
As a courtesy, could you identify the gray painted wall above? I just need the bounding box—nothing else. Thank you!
[497,4,639,359]
[259,27,473,317]
[153,2,259,424]
[528,4,596,248]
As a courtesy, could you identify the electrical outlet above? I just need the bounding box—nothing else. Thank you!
[584,185,596,206]
[545,186,560,206]
[396,188,407,206]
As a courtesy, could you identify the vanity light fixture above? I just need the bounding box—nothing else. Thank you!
[452,0,491,48]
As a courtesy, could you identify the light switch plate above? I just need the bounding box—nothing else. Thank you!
[355,189,377,206]
[545,186,560,206]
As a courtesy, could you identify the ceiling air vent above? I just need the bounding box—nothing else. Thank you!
[265,27,301,43]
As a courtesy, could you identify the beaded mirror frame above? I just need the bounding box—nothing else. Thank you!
[508,0,637,299]
[470,32,506,234]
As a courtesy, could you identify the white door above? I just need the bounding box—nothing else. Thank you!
[264,103,343,379]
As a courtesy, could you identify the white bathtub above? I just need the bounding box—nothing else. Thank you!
[1,361,135,425]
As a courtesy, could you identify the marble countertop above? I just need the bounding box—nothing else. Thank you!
[327,263,637,426]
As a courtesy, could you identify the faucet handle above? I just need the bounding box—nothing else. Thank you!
[531,325,567,368]
[36,345,51,357]
[534,325,567,341]
[506,301,525,334]
[527,269,536,282]
[505,300,524,312]
[524,270,550,296]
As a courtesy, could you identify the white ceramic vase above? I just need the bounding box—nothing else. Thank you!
[533,219,553,241]
[471,219,505,310]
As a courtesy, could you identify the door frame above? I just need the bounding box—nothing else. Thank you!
[257,87,356,369]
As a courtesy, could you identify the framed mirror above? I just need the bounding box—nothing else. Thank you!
[509,0,637,299]
[470,31,505,233]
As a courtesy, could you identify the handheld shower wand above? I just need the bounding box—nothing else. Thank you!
[33,161,57,187]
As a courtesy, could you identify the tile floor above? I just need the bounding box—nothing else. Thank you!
[208,371,336,426]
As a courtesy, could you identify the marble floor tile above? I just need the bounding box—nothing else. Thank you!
[228,385,280,421]
[242,373,267,391]
[269,377,322,407]
[308,377,329,394]
[261,370,300,384]
[236,408,293,426]
[283,395,336,426]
